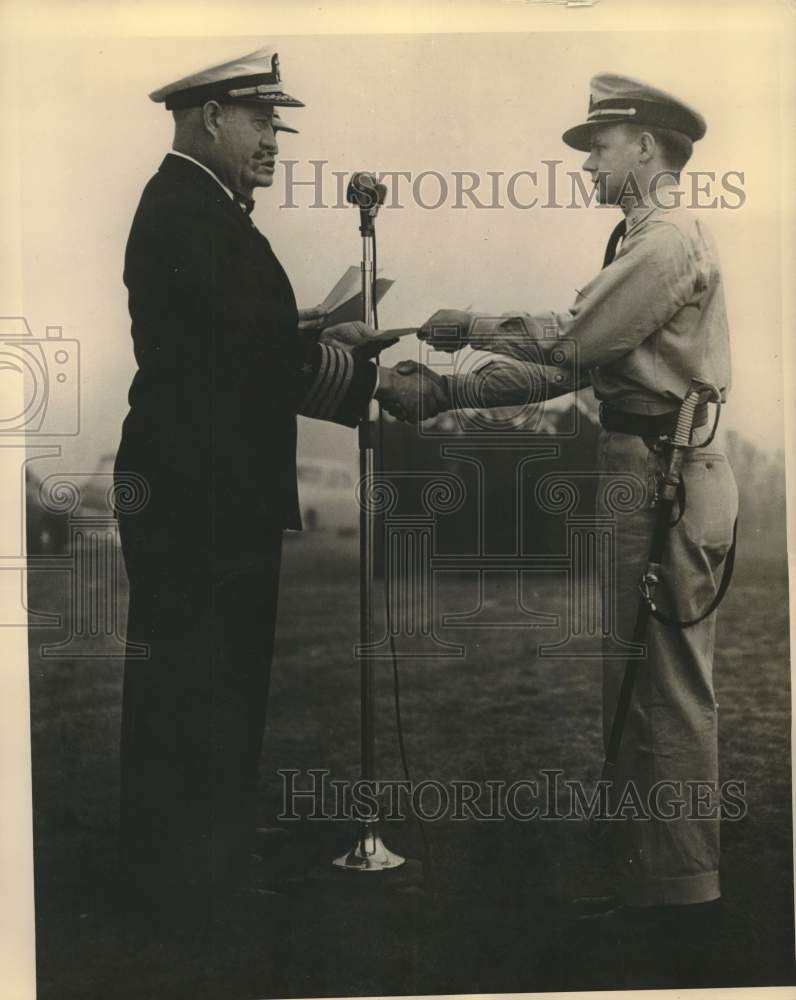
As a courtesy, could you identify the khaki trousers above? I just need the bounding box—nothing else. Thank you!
[597,428,738,907]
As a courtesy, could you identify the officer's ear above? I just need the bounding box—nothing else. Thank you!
[201,100,225,139]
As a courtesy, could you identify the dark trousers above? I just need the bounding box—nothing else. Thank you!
[117,505,283,902]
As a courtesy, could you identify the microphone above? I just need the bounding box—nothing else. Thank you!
[346,172,387,212]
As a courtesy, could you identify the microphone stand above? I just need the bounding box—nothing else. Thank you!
[332,194,405,873]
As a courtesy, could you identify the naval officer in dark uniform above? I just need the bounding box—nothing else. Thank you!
[114,46,389,909]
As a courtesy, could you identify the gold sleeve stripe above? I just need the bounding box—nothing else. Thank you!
[316,347,354,419]
[301,342,338,416]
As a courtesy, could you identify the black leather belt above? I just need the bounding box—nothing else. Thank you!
[599,402,709,438]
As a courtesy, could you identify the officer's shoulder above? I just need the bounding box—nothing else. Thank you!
[129,195,220,265]
[642,205,722,290]
[649,206,721,270]
[648,204,709,245]
[135,175,223,234]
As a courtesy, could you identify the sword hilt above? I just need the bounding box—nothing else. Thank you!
[672,378,722,447]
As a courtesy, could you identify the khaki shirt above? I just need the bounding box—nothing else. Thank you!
[460,197,731,415]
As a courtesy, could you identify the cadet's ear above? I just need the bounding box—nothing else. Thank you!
[638,130,656,163]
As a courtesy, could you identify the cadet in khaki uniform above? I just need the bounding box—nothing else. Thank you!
[415,75,738,916]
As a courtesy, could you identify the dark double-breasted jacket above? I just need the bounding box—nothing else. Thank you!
[116,152,375,556]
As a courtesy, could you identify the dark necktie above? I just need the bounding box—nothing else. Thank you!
[602,219,627,268]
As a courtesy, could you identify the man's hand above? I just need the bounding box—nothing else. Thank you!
[297,309,379,351]
[417,308,474,353]
[320,321,378,351]
[297,305,329,332]
[376,360,450,422]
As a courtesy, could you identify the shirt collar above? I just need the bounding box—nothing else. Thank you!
[624,182,684,234]
[169,149,235,201]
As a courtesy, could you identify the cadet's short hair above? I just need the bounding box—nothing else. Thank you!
[624,123,694,171]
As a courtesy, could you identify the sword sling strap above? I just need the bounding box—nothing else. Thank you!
[637,383,736,629]
[646,517,738,628]
[596,380,731,787]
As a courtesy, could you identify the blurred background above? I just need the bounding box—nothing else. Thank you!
[8,30,789,556]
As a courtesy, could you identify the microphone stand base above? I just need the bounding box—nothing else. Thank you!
[332,823,406,872]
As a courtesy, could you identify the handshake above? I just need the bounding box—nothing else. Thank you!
[299,308,460,424]
[374,360,450,423]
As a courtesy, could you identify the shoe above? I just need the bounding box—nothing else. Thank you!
[571,894,624,919]
[254,825,289,845]
[577,899,722,931]
[209,884,288,925]
[252,826,290,859]
[232,885,285,901]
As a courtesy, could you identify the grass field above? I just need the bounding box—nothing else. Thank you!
[27,532,795,999]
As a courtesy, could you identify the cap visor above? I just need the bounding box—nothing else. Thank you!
[562,121,595,152]
[564,114,647,151]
